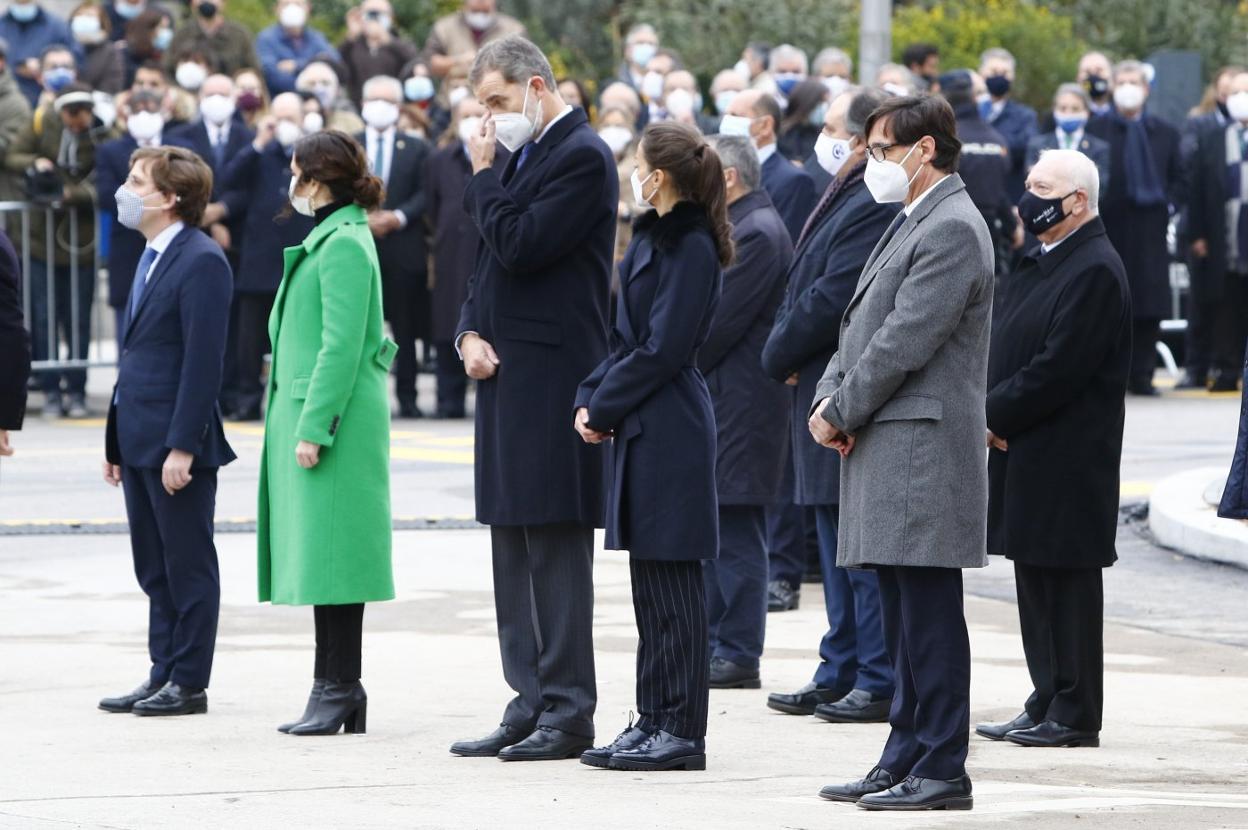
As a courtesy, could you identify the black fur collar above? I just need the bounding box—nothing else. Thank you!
[633,201,714,252]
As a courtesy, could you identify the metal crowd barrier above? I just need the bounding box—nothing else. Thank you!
[0,200,110,372]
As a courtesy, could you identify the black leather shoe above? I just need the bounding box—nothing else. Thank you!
[814,689,891,723]
[1128,382,1160,397]
[1175,370,1209,390]
[818,766,899,802]
[449,723,528,757]
[132,682,207,716]
[608,730,706,771]
[396,401,425,419]
[581,721,653,768]
[278,678,326,733]
[975,711,1035,741]
[858,774,973,811]
[498,725,593,761]
[1005,720,1100,748]
[767,580,800,612]
[709,657,760,689]
[1211,373,1240,393]
[288,681,367,735]
[99,680,159,713]
[767,681,846,716]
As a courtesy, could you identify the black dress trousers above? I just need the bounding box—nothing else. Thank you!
[631,558,710,739]
[1014,561,1104,731]
[876,565,971,781]
[234,292,277,415]
[313,603,365,682]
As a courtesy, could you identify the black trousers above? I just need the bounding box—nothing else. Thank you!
[1130,318,1161,388]
[434,340,467,416]
[234,292,276,415]
[313,603,365,682]
[491,523,597,738]
[766,453,820,586]
[1014,561,1104,731]
[384,271,429,407]
[704,505,767,669]
[121,465,220,689]
[876,565,970,781]
[632,558,710,739]
[218,292,241,414]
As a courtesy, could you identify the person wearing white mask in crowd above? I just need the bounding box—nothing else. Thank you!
[256,0,339,96]
[425,95,501,419]
[618,22,658,90]
[425,0,525,87]
[295,60,363,133]
[735,41,773,94]
[769,43,809,105]
[599,78,642,131]
[166,0,258,78]
[71,2,125,94]
[711,68,746,119]
[813,47,853,100]
[641,48,679,122]
[662,69,716,133]
[762,87,899,724]
[595,104,642,267]
[355,75,432,418]
[1086,59,1182,396]
[174,52,210,93]
[875,62,918,98]
[398,59,440,139]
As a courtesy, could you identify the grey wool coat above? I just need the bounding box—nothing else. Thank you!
[814,174,994,570]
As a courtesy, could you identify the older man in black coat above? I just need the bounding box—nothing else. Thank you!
[450,37,616,762]
[976,149,1131,749]
[761,88,898,723]
[698,134,792,690]
[0,228,30,457]
[1085,60,1182,396]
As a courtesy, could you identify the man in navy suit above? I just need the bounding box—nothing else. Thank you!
[97,88,193,348]
[449,36,615,762]
[100,146,236,717]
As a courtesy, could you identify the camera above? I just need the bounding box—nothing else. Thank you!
[24,167,63,204]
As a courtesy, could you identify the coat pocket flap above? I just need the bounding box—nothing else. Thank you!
[375,338,398,371]
[497,315,562,346]
[291,375,311,400]
[872,394,942,423]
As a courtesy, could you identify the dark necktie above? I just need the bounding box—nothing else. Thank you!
[129,246,159,319]
[515,143,534,171]
[212,128,226,170]
[880,210,907,246]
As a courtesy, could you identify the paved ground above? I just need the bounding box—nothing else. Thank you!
[1,372,1246,828]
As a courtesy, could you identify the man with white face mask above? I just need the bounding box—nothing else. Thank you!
[256,0,340,95]
[723,88,816,240]
[762,87,899,726]
[355,75,431,418]
[165,0,258,79]
[216,92,314,420]
[809,94,993,811]
[449,35,616,763]
[1086,59,1182,396]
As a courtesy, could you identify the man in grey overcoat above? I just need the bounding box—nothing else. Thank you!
[809,94,994,812]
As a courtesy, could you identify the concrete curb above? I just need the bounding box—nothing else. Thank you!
[1149,467,1248,569]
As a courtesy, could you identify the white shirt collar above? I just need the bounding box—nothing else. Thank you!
[905,174,951,216]
[1041,227,1079,254]
[756,141,777,166]
[367,125,396,141]
[149,220,184,253]
[535,104,574,144]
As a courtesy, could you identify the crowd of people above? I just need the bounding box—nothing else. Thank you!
[2,0,1248,814]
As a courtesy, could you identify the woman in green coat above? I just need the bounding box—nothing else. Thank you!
[257,130,396,736]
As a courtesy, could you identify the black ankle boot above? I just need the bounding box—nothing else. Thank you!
[288,681,367,736]
[278,678,326,733]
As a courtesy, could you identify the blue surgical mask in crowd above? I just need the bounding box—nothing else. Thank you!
[808,102,829,128]
[714,90,738,115]
[404,75,435,102]
[9,2,39,22]
[630,42,656,69]
[114,185,163,229]
[44,67,75,93]
[985,75,1011,98]
[115,0,145,20]
[774,72,804,97]
[154,27,173,51]
[1056,113,1088,134]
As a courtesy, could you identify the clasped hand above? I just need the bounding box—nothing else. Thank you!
[574,407,612,444]
[808,398,855,458]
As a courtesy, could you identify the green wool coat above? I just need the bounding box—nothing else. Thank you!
[257,203,397,606]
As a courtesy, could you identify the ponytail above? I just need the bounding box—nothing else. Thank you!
[693,142,735,268]
[640,121,736,267]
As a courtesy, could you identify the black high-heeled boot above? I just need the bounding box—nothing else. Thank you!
[288,681,367,736]
[277,678,326,733]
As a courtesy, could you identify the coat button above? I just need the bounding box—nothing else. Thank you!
[841,316,850,326]
[838,371,846,379]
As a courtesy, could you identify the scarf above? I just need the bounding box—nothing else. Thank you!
[1113,110,1166,208]
[795,159,866,251]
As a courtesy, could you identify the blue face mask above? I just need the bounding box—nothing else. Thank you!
[404,75,434,102]
[775,73,803,96]
[10,3,39,22]
[1056,114,1088,134]
[808,101,828,128]
[44,67,75,93]
[153,28,172,51]
[115,0,144,19]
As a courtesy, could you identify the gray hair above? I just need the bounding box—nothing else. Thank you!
[1113,59,1147,83]
[1053,82,1090,110]
[362,75,403,101]
[708,134,760,192]
[813,47,852,77]
[1036,148,1099,214]
[875,62,918,94]
[768,43,809,74]
[469,35,555,91]
[980,48,1016,70]
[846,87,886,138]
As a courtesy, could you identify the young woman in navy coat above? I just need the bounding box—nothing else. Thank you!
[574,121,733,772]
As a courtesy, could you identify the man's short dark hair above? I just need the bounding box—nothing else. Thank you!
[902,43,940,70]
[747,91,782,135]
[864,94,961,173]
[129,146,214,226]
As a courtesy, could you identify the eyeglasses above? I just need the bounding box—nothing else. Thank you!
[866,143,901,163]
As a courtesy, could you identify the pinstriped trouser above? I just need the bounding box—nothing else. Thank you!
[630,558,710,739]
